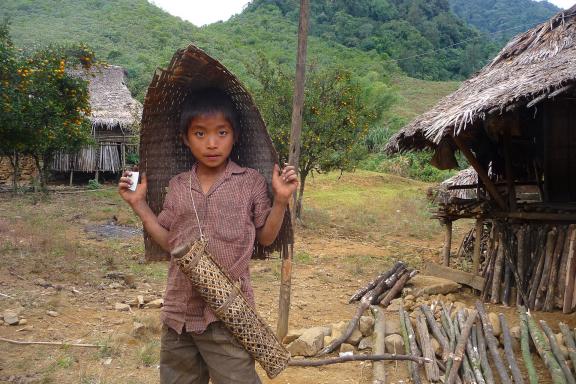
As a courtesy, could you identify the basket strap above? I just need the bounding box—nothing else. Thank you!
[214,283,242,316]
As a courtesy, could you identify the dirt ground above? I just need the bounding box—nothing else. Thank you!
[1,172,575,384]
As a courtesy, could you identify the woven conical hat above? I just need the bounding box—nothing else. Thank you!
[140,44,292,261]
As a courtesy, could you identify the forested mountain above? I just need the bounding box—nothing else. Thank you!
[449,0,560,42]
[247,0,498,80]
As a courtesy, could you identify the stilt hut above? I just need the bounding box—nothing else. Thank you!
[386,6,576,312]
[50,65,142,182]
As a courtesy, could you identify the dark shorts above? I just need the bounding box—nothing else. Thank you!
[160,322,262,384]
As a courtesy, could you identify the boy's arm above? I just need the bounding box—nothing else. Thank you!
[256,165,298,246]
[119,172,170,252]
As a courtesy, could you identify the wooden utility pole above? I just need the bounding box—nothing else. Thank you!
[277,0,310,340]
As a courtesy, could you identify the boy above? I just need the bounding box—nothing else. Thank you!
[118,88,298,384]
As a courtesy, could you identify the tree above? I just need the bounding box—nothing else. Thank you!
[0,20,95,190]
[248,58,388,218]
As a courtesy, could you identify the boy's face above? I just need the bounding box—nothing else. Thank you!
[183,112,234,171]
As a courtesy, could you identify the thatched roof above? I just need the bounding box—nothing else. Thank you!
[69,65,142,132]
[386,5,576,154]
[438,167,478,202]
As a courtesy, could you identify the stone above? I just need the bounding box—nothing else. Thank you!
[346,328,363,346]
[324,335,334,348]
[358,336,374,350]
[330,321,348,340]
[283,328,305,345]
[384,334,404,353]
[340,343,355,353]
[488,313,501,337]
[287,327,327,357]
[132,321,146,338]
[114,303,130,312]
[384,315,401,336]
[46,310,59,317]
[411,275,461,298]
[137,295,145,308]
[510,326,521,340]
[108,282,123,289]
[18,319,28,326]
[405,295,415,302]
[144,298,163,309]
[555,333,564,348]
[446,294,456,302]
[386,298,403,311]
[359,316,374,337]
[3,310,19,325]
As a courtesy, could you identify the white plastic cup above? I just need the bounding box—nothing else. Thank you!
[128,171,139,192]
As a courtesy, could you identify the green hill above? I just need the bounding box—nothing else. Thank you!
[450,0,560,42]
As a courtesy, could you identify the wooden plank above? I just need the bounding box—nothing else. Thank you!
[443,221,453,267]
[422,262,485,291]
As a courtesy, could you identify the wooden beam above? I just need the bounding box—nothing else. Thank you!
[443,221,453,267]
[472,218,483,275]
[277,0,310,340]
[503,128,517,211]
[453,136,507,210]
[491,211,576,222]
[422,262,485,291]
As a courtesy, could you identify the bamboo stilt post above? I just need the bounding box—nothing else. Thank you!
[443,220,453,267]
[540,320,576,384]
[526,312,567,384]
[499,314,524,384]
[476,301,512,384]
[518,308,538,384]
[559,322,576,374]
[473,218,483,276]
[370,306,386,384]
[446,310,478,384]
[277,0,309,341]
[452,136,507,210]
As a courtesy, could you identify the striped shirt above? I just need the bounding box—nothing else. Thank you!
[157,160,271,334]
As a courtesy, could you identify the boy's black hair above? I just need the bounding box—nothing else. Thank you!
[179,87,240,138]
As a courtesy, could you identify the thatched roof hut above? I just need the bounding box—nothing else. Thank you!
[435,167,478,204]
[386,4,576,156]
[51,65,142,174]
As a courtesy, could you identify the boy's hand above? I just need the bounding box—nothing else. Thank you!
[272,164,299,205]
[118,170,147,208]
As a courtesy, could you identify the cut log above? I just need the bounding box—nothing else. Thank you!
[526,312,566,384]
[378,269,417,306]
[400,306,421,384]
[557,226,572,307]
[499,314,524,384]
[544,227,566,311]
[563,226,576,313]
[349,261,405,303]
[518,308,538,384]
[503,262,512,306]
[416,314,440,382]
[475,322,495,384]
[420,304,450,361]
[457,311,485,384]
[370,306,386,384]
[446,309,478,384]
[491,231,505,304]
[528,228,547,310]
[540,320,576,384]
[476,301,512,384]
[535,228,558,311]
[516,225,526,306]
[559,322,576,375]
[452,313,475,383]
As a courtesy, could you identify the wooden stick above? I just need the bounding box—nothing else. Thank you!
[476,301,512,384]
[518,308,538,384]
[416,313,440,382]
[420,304,450,362]
[446,310,478,384]
[499,314,524,384]
[378,269,417,306]
[544,226,566,311]
[559,322,576,375]
[516,225,526,306]
[452,312,475,383]
[444,220,453,267]
[502,261,512,306]
[458,311,485,384]
[349,261,405,303]
[277,0,310,341]
[491,230,505,304]
[475,322,495,384]
[482,235,498,302]
[536,228,558,311]
[440,305,456,379]
[526,313,566,384]
[473,219,484,276]
[557,226,572,308]
[501,226,530,307]
[0,292,14,298]
[370,306,386,384]
[400,306,422,384]
[540,320,576,384]
[288,354,431,367]
[528,227,549,309]
[0,337,99,348]
[563,226,576,313]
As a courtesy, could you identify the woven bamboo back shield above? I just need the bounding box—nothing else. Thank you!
[140,44,292,262]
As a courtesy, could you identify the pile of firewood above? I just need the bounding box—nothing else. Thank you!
[405,301,576,384]
[481,222,576,312]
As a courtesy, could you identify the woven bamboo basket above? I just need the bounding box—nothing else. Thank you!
[140,44,292,261]
[172,240,291,378]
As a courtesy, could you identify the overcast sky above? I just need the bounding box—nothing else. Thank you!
[149,0,574,27]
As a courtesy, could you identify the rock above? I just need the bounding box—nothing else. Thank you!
[358,336,374,350]
[132,321,146,338]
[359,316,374,337]
[34,278,51,288]
[555,333,564,348]
[386,298,403,311]
[3,310,19,325]
[431,337,441,356]
[123,274,137,289]
[384,315,401,336]
[283,328,306,344]
[18,319,28,326]
[411,275,461,298]
[331,321,348,339]
[510,326,521,340]
[114,303,130,312]
[324,335,334,348]
[46,310,59,317]
[384,334,404,353]
[137,295,145,308]
[405,295,415,302]
[446,294,456,302]
[346,328,363,346]
[287,327,327,357]
[144,298,163,309]
[108,282,123,289]
[560,345,570,359]
[340,343,355,353]
[488,313,501,337]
